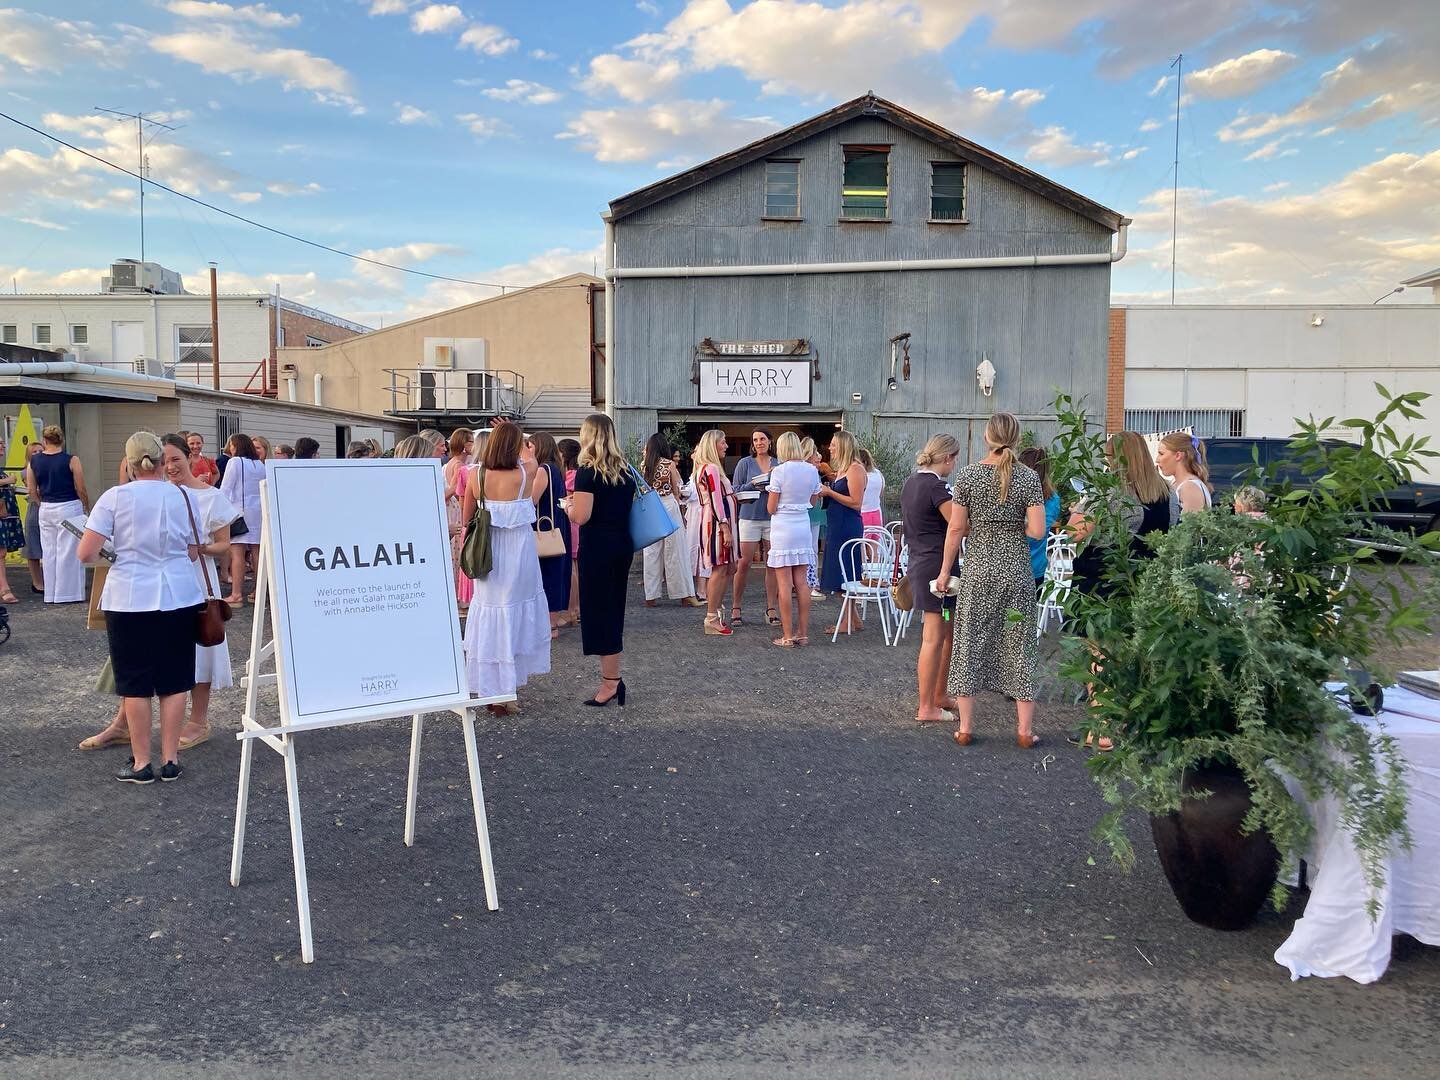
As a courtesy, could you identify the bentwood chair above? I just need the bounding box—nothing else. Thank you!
[833,537,893,644]
[1037,533,1076,637]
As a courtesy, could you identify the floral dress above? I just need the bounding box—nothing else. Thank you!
[695,462,737,571]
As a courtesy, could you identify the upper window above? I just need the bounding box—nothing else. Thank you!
[1,325,16,345]
[177,325,214,364]
[33,324,51,346]
[70,324,89,345]
[930,162,967,221]
[305,335,329,347]
[842,146,889,220]
[764,159,800,219]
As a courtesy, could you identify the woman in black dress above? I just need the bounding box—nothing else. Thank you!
[568,413,636,707]
[901,433,962,723]
[526,431,572,635]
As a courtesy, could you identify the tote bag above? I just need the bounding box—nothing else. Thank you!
[628,465,679,551]
[535,465,567,559]
[181,488,232,647]
[460,466,493,579]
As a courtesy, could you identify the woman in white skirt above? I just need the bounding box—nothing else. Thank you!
[461,422,551,716]
[641,434,700,607]
[766,432,822,647]
[25,424,89,603]
[682,457,708,601]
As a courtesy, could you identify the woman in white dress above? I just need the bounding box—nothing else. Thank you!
[767,432,822,647]
[218,433,265,604]
[461,422,551,716]
[858,447,886,529]
[682,456,707,601]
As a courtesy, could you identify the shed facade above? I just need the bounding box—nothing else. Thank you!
[605,95,1127,461]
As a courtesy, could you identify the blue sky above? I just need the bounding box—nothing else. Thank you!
[2,1,1436,324]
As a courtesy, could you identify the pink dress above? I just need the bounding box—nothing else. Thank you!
[451,463,474,605]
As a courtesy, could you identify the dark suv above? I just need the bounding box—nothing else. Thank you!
[1205,437,1440,534]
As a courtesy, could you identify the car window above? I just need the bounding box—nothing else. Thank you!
[1205,440,1261,487]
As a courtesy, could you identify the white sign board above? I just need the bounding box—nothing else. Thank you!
[265,459,466,725]
[698,357,812,405]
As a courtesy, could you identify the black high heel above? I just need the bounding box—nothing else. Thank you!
[583,677,625,708]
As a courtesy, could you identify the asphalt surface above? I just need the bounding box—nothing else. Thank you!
[1,569,1437,1078]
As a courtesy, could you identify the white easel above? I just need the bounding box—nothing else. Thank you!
[231,467,510,963]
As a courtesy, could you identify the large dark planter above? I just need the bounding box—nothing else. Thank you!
[1150,763,1279,931]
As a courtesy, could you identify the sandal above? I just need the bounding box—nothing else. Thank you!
[77,727,129,751]
[772,637,798,648]
[1017,733,1042,749]
[704,614,733,636]
[178,726,211,751]
[953,728,974,746]
[765,607,780,626]
[0,590,18,604]
[730,607,743,625]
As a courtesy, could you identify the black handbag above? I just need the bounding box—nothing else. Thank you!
[228,459,252,536]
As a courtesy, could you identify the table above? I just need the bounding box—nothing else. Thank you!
[1274,686,1440,983]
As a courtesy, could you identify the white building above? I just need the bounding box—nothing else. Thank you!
[0,259,369,395]
[1111,301,1440,480]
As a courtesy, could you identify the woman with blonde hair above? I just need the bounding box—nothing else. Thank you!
[570,413,636,703]
[801,437,826,598]
[25,424,89,604]
[817,429,867,635]
[766,430,822,645]
[935,413,1047,748]
[76,432,207,784]
[692,428,739,636]
[903,433,962,722]
[1067,430,1180,597]
[251,435,271,463]
[461,422,550,714]
[1155,431,1213,513]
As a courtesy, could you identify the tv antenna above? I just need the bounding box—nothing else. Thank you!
[1169,53,1183,305]
[93,107,180,265]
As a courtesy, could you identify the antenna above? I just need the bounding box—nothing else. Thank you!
[93,106,178,265]
[1169,54,1182,305]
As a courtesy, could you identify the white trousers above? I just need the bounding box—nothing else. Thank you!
[643,493,692,600]
[39,499,85,603]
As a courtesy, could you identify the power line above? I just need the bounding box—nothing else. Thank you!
[0,108,588,293]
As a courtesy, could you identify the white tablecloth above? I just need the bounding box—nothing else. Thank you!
[1275,686,1440,983]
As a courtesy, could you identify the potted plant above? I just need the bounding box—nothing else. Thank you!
[1053,388,1439,929]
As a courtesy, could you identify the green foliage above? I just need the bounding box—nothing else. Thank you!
[659,421,694,462]
[857,417,914,519]
[1056,386,1438,915]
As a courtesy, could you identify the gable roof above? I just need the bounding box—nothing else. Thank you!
[607,94,1128,232]
[1400,266,1440,287]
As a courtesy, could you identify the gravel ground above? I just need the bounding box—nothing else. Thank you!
[1,564,1437,1079]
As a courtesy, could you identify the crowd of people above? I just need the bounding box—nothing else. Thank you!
[4,406,1239,783]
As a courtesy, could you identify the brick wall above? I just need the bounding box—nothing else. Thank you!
[1106,307,1126,433]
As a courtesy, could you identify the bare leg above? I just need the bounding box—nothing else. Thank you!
[791,566,811,640]
[590,652,622,703]
[157,692,186,764]
[27,557,44,590]
[762,540,779,619]
[733,540,758,618]
[0,550,13,597]
[706,565,731,620]
[1016,698,1036,741]
[916,612,949,720]
[124,697,154,768]
[953,695,975,739]
[568,560,580,623]
[183,682,212,743]
[773,567,794,641]
[225,545,246,602]
[935,616,956,711]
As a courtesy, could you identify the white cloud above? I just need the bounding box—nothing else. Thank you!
[394,102,438,124]
[0,9,124,76]
[149,29,359,108]
[266,180,324,195]
[1023,125,1111,167]
[410,3,465,33]
[232,191,263,203]
[0,264,112,293]
[1263,181,1290,192]
[1120,147,1146,160]
[530,48,557,60]
[1122,147,1440,302]
[481,79,561,105]
[559,99,775,165]
[1148,75,1172,97]
[1187,49,1298,98]
[583,53,684,103]
[1139,118,1164,132]
[14,216,68,231]
[636,0,661,14]
[1243,137,1298,162]
[459,23,519,55]
[456,112,512,139]
[352,241,466,290]
[368,0,411,13]
[164,2,301,28]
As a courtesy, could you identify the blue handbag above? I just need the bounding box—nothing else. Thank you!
[628,465,680,550]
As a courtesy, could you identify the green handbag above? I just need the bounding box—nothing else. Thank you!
[459,465,493,579]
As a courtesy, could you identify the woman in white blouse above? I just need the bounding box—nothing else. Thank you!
[218,433,265,604]
[857,447,885,528]
[77,432,206,785]
[766,432,822,646]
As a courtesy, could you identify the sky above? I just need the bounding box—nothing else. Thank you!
[1,1,1437,326]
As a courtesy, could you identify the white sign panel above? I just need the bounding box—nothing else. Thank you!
[698,358,812,405]
[265,459,466,724]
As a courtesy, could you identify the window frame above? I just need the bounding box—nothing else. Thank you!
[175,324,215,366]
[305,335,329,347]
[33,323,52,346]
[216,409,242,448]
[840,144,891,223]
[69,323,89,346]
[762,158,802,221]
[1,324,16,345]
[928,160,968,224]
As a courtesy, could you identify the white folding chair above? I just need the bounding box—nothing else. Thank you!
[859,526,894,620]
[891,539,915,645]
[1037,533,1076,637]
[832,537,892,644]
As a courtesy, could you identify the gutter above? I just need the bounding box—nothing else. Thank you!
[0,360,177,387]
[606,222,1128,281]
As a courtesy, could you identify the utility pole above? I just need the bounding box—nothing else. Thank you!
[93,107,177,265]
[1170,53,1183,305]
[209,261,221,390]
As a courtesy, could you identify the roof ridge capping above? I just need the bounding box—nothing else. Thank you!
[606,93,1128,232]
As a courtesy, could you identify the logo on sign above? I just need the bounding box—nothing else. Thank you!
[359,673,401,697]
[698,358,811,405]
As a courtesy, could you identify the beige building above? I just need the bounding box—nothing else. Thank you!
[278,272,600,436]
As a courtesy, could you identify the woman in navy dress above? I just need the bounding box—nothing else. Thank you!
[526,431,571,635]
[817,429,867,635]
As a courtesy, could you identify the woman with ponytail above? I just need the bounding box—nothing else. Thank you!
[934,413,1047,748]
[902,433,962,722]
[1155,431,1213,513]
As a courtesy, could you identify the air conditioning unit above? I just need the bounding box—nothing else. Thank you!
[433,344,456,369]
[102,260,185,295]
[132,357,173,378]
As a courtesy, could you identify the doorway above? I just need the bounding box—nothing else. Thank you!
[659,413,841,478]
[112,321,145,368]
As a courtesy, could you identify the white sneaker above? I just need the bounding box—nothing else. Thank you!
[810,590,825,599]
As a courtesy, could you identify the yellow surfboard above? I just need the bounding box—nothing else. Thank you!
[4,404,40,567]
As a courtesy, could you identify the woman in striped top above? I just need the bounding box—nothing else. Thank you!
[692,428,738,636]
